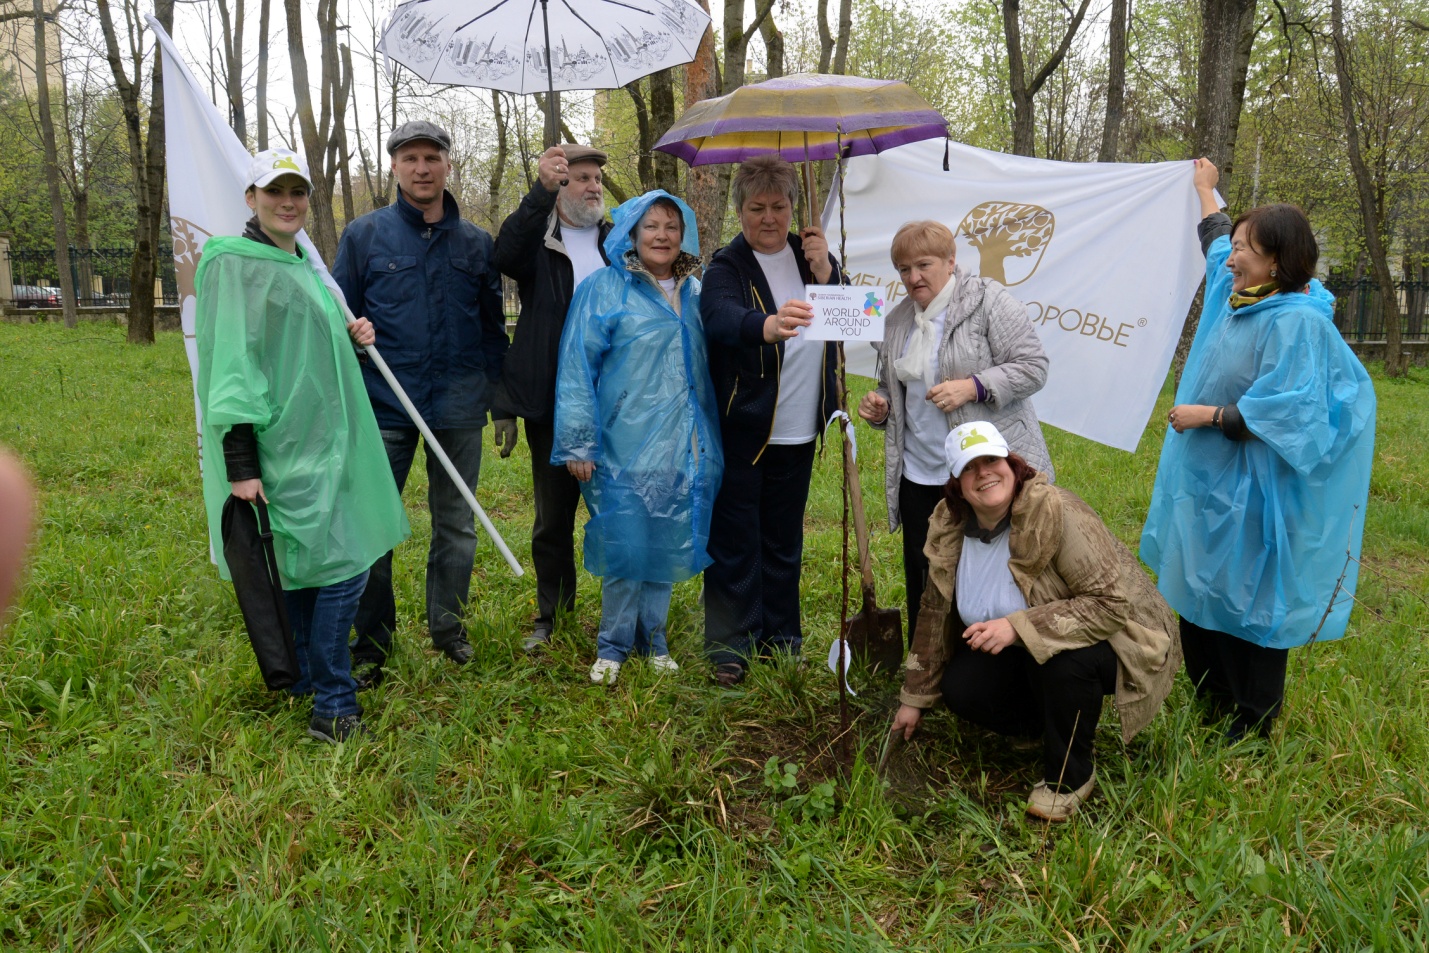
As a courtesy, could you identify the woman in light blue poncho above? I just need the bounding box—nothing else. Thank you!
[1140,159,1376,741]
[552,190,723,686]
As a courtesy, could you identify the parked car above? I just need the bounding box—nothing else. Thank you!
[12,285,58,308]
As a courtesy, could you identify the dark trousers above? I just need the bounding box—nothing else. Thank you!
[704,440,817,666]
[353,426,484,667]
[524,418,582,627]
[939,638,1118,791]
[1180,618,1289,740]
[899,477,946,646]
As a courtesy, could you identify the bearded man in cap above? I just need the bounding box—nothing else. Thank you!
[491,143,612,652]
[332,120,509,684]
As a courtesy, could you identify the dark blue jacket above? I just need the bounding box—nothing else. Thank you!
[700,232,841,464]
[333,189,508,430]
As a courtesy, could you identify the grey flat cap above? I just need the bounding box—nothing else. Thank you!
[387,120,452,155]
[561,144,608,166]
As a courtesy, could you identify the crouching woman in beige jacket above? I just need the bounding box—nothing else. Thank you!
[890,421,1180,821]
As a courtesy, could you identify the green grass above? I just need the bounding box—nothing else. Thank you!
[1,322,1426,950]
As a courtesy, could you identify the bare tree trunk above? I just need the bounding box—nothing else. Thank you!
[650,68,678,193]
[1098,0,1128,162]
[1192,0,1258,183]
[257,0,270,148]
[760,9,784,79]
[216,0,247,142]
[488,90,507,231]
[283,0,338,262]
[334,44,356,226]
[1331,0,1404,377]
[32,0,77,328]
[1174,0,1259,376]
[831,0,852,74]
[1002,0,1093,156]
[684,0,724,259]
[817,0,834,73]
[626,79,655,192]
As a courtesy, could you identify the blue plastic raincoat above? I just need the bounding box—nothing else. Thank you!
[551,191,724,584]
[1140,234,1376,648]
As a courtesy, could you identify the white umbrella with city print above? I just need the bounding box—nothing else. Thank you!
[379,0,710,145]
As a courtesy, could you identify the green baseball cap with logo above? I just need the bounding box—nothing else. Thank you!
[247,148,313,190]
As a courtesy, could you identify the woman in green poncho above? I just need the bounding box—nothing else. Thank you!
[196,148,409,744]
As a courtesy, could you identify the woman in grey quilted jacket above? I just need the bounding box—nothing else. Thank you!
[858,220,1053,645]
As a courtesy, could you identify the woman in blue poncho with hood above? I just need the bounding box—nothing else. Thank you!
[552,190,723,686]
[1141,159,1376,741]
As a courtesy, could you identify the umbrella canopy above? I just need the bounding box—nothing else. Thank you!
[379,0,710,94]
[653,73,948,166]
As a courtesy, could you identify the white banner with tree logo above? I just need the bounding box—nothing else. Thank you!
[148,16,347,466]
[827,138,1207,453]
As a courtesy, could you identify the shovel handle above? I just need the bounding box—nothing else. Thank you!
[836,345,876,590]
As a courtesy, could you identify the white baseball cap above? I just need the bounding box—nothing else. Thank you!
[247,148,313,189]
[944,421,1010,478]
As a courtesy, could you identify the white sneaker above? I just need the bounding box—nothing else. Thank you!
[589,658,621,685]
[650,655,679,673]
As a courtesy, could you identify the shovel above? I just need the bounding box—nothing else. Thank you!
[838,402,904,677]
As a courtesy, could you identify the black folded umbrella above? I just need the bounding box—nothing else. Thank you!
[221,496,301,691]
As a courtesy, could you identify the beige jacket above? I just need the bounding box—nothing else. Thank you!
[901,476,1180,742]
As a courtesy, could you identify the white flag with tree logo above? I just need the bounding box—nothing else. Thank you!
[828,138,1208,453]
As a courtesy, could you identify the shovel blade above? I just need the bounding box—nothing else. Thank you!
[843,605,904,677]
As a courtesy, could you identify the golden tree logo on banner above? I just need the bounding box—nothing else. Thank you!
[956,202,1055,286]
[171,217,214,308]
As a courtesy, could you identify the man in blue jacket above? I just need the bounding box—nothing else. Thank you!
[333,120,509,683]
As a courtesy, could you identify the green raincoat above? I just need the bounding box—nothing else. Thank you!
[195,236,409,590]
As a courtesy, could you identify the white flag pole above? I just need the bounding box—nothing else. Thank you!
[146,15,523,577]
[335,298,523,576]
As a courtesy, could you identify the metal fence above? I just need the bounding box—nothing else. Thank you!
[6,246,178,307]
[1322,275,1429,343]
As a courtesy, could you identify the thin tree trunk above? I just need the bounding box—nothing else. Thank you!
[1098,0,1127,162]
[626,80,655,192]
[760,9,784,79]
[216,0,247,141]
[650,68,678,193]
[816,0,834,73]
[283,0,338,262]
[1331,0,1404,376]
[831,0,852,74]
[1175,0,1259,376]
[31,0,77,328]
[1002,0,1093,156]
[257,0,269,148]
[488,90,507,232]
[334,43,356,225]
[684,0,724,259]
[130,0,175,343]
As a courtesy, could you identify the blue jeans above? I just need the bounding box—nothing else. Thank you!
[597,577,674,663]
[285,570,368,718]
[353,426,484,664]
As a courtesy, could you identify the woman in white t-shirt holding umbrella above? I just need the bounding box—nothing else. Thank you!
[700,155,842,687]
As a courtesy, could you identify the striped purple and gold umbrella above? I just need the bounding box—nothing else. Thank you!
[653,73,948,167]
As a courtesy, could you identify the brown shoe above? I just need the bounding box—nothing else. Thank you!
[712,662,746,688]
[1026,772,1096,822]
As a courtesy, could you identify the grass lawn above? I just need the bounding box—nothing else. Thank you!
[1,322,1426,951]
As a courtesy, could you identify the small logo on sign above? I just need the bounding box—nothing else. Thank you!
[863,292,883,318]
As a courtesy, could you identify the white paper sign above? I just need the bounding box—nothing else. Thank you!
[804,284,887,341]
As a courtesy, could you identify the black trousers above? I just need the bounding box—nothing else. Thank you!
[939,638,1118,791]
[1180,618,1289,740]
[704,440,816,666]
[898,477,946,647]
[524,418,582,627]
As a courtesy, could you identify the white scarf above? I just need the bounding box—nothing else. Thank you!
[893,276,956,386]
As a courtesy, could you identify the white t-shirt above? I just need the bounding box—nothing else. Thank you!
[955,526,1029,625]
[900,304,951,485]
[755,244,820,445]
[656,276,677,293]
[563,223,605,290]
